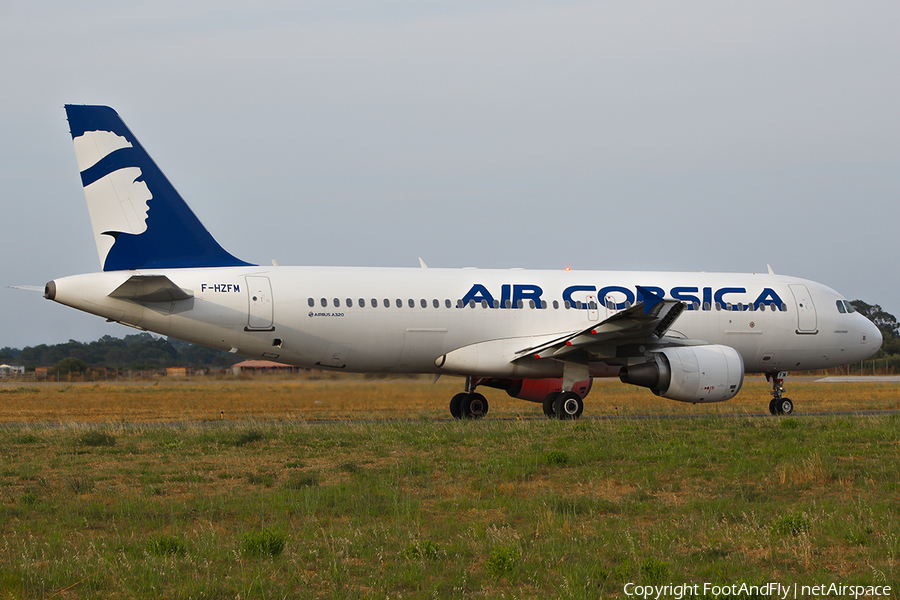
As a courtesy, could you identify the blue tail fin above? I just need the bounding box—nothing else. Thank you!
[65,105,253,271]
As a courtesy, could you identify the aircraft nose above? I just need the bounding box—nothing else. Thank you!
[867,318,883,349]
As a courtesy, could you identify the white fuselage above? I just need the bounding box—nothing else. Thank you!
[48,266,882,378]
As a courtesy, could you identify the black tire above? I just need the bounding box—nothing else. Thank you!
[556,392,583,420]
[462,392,489,419]
[542,392,560,419]
[779,398,794,415]
[769,398,779,415]
[449,392,467,419]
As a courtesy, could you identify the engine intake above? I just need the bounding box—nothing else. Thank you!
[619,344,744,403]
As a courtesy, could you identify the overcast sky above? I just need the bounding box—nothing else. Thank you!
[1,1,898,350]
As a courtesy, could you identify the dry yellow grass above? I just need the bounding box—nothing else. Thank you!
[0,373,897,422]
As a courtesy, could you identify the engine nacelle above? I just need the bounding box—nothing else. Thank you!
[619,345,744,403]
[476,377,593,403]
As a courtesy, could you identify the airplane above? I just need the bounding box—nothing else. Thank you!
[44,105,882,419]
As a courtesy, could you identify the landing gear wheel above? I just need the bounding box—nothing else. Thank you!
[778,398,794,415]
[543,392,560,419]
[767,371,793,416]
[461,392,489,419]
[449,392,467,419]
[556,392,584,420]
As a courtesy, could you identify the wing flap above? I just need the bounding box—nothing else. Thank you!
[519,293,687,362]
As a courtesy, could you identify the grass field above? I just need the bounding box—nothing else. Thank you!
[0,377,898,598]
[0,374,899,422]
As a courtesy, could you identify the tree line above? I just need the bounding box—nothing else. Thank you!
[0,333,241,374]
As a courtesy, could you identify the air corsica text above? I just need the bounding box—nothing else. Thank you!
[460,284,786,311]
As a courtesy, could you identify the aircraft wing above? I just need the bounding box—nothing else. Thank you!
[515,286,690,362]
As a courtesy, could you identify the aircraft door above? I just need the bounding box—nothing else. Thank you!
[603,293,617,319]
[789,284,817,333]
[586,294,599,321]
[245,276,274,331]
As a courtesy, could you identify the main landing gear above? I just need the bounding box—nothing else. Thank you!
[766,371,794,415]
[449,391,489,419]
[541,392,584,420]
[448,377,586,420]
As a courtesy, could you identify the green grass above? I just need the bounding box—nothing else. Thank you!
[0,415,897,598]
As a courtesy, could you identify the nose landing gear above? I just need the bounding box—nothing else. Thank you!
[766,371,794,415]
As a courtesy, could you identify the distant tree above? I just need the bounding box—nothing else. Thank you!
[51,357,89,375]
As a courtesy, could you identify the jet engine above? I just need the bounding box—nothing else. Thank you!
[618,344,744,403]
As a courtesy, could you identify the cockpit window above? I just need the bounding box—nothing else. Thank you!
[836,300,856,314]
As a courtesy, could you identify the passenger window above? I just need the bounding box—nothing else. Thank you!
[383,299,390,308]
[565,301,571,309]
[308,298,314,307]
[359,298,366,308]
[334,298,340,308]
[529,300,536,309]
[469,300,476,308]
[396,299,403,308]
[421,299,428,308]
[320,298,327,307]
[346,298,353,308]
[445,299,451,308]
[553,300,559,309]
[408,299,415,308]
[433,299,439,308]
[372,299,377,307]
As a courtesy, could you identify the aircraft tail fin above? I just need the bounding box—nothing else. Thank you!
[64,105,253,271]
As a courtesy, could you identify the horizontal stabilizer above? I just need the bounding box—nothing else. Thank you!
[109,275,193,303]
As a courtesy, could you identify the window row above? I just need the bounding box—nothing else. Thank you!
[306,297,787,312]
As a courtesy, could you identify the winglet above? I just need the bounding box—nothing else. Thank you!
[636,286,665,315]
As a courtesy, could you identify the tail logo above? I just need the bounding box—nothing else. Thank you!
[73,130,151,266]
[65,105,252,271]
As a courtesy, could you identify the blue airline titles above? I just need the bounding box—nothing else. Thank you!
[44,105,882,420]
[460,283,786,312]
